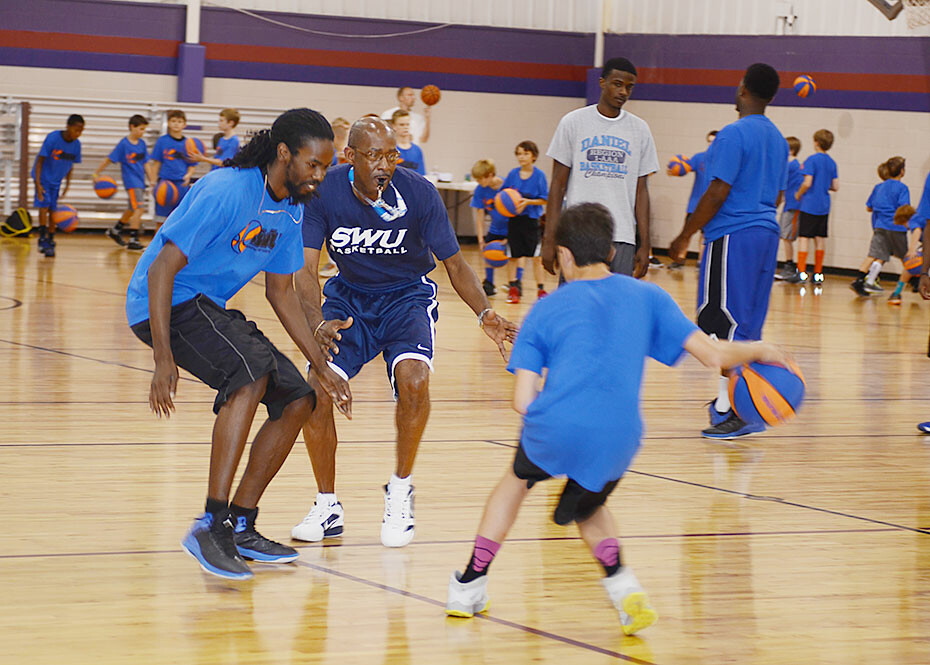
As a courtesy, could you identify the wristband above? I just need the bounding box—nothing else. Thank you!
[477,308,492,327]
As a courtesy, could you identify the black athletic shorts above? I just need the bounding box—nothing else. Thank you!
[507,215,540,258]
[484,231,507,244]
[131,294,314,419]
[798,212,829,238]
[512,443,619,525]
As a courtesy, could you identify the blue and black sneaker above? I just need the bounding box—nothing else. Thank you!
[707,401,732,427]
[181,512,253,580]
[701,411,765,440]
[917,422,930,434]
[234,509,299,563]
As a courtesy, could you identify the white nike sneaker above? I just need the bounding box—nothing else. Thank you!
[601,566,658,635]
[380,483,415,547]
[291,496,344,542]
[445,571,490,617]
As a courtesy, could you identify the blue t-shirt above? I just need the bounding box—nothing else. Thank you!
[108,137,148,190]
[909,171,930,232]
[212,135,240,170]
[866,179,910,232]
[686,151,709,214]
[508,275,697,492]
[302,164,460,290]
[32,130,81,185]
[125,167,305,325]
[471,183,508,236]
[783,158,804,211]
[702,115,788,243]
[502,166,548,219]
[799,152,838,215]
[151,134,192,181]
[397,144,425,175]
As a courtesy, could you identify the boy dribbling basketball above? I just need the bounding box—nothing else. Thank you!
[446,202,791,634]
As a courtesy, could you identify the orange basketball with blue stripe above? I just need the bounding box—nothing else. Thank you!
[905,246,923,276]
[729,360,805,427]
[155,180,179,207]
[494,188,523,218]
[793,75,816,98]
[51,205,79,232]
[667,154,691,176]
[94,176,118,199]
[184,136,204,161]
[482,240,509,268]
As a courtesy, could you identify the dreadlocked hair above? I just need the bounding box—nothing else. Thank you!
[226,108,334,169]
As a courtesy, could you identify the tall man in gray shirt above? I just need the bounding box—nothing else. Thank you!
[544,57,659,277]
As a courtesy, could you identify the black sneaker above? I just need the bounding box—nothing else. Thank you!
[482,279,496,296]
[105,226,126,246]
[44,237,56,258]
[234,509,299,563]
[849,278,870,297]
[701,411,764,439]
[126,237,144,251]
[182,512,253,579]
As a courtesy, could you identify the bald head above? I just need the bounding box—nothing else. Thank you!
[348,116,395,150]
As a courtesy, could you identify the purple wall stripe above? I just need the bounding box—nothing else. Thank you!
[0,47,175,76]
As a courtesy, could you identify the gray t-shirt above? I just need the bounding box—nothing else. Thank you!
[547,105,659,244]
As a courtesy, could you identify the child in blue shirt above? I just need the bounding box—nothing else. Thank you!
[850,157,911,299]
[390,110,425,175]
[32,113,84,257]
[446,201,791,634]
[94,114,149,250]
[795,129,839,282]
[775,136,805,281]
[470,158,506,295]
[666,130,716,268]
[502,140,548,303]
[146,109,196,224]
[193,108,241,170]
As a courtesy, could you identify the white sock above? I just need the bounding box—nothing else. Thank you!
[316,492,337,505]
[714,376,731,412]
[389,473,412,487]
[866,260,882,284]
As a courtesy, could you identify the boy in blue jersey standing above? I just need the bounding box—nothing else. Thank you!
[470,158,506,295]
[292,117,517,548]
[147,109,196,224]
[670,63,788,439]
[794,129,839,283]
[194,108,241,170]
[391,110,425,175]
[502,141,548,303]
[126,109,351,580]
[667,130,716,268]
[94,114,149,250]
[32,113,84,257]
[775,136,805,282]
[445,202,790,632]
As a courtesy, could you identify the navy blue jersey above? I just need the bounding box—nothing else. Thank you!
[109,137,148,190]
[32,130,81,185]
[303,164,460,290]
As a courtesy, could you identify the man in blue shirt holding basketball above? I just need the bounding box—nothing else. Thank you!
[670,63,789,439]
[292,117,517,548]
[32,113,84,257]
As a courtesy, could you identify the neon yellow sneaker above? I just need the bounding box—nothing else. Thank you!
[601,567,658,635]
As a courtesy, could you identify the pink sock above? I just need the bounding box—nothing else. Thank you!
[471,535,501,572]
[594,538,619,568]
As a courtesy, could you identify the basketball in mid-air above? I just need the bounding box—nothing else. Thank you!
[793,75,816,98]
[667,155,691,176]
[421,85,441,106]
[729,361,805,427]
[52,204,79,232]
[483,240,509,268]
[94,176,118,198]
[494,188,523,217]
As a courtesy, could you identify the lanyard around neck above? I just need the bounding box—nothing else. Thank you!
[349,167,407,222]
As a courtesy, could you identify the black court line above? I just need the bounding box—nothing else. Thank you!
[0,295,22,311]
[294,560,655,664]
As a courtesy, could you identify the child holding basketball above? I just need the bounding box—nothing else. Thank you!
[94,114,149,250]
[390,110,425,175]
[850,157,910,298]
[32,113,84,258]
[795,129,839,284]
[445,202,791,633]
[470,159,506,296]
[146,109,196,224]
[193,108,241,169]
[502,141,548,303]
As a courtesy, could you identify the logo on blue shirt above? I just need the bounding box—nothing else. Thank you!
[232,220,279,253]
[329,227,408,255]
[51,149,78,162]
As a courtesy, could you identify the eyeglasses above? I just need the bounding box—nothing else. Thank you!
[351,147,401,164]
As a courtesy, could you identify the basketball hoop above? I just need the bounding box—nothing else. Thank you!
[903,0,930,28]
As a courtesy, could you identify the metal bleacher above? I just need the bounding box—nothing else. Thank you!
[0,96,282,229]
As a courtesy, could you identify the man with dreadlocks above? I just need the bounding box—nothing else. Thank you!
[292,116,517,548]
[126,108,352,580]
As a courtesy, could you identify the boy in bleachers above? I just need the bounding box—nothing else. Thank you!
[470,158,506,295]
[94,114,149,250]
[32,114,84,258]
[146,109,196,224]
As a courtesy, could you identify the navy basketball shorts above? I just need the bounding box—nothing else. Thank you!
[131,294,314,419]
[320,275,439,396]
[34,181,60,210]
[697,227,779,342]
[154,179,189,218]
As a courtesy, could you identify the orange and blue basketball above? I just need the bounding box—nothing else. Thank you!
[155,180,179,207]
[483,240,509,268]
[729,360,805,427]
[905,247,923,277]
[494,188,523,218]
[793,75,816,98]
[667,154,691,176]
[184,136,204,160]
[93,176,118,199]
[52,205,79,232]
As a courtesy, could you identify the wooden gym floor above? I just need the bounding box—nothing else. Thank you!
[1,234,929,664]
